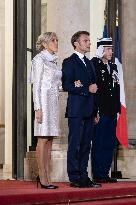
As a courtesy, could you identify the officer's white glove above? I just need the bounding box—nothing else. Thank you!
[96,45,105,59]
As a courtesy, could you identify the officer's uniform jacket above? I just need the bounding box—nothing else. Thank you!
[91,57,121,118]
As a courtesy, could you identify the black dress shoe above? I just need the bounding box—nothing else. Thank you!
[87,177,102,188]
[70,182,88,188]
[70,182,83,188]
[70,181,88,188]
[70,177,102,188]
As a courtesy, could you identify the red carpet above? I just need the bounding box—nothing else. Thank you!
[0,180,136,205]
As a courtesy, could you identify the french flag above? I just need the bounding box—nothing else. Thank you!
[115,27,128,148]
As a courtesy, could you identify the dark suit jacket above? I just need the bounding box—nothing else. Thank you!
[62,53,96,118]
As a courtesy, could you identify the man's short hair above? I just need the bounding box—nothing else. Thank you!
[71,31,90,49]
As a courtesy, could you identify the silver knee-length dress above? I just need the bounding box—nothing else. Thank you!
[29,49,62,137]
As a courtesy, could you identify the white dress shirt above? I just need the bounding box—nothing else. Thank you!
[74,50,86,66]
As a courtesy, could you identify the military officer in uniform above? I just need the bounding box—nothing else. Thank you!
[91,38,121,183]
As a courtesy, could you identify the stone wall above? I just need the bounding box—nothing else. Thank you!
[0,0,5,166]
[121,0,136,141]
[118,148,136,178]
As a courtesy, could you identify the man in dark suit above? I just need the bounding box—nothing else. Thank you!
[91,38,121,183]
[62,31,101,188]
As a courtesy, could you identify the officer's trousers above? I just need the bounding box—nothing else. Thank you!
[91,115,117,179]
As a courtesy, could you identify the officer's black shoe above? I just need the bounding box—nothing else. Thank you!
[105,177,118,183]
[94,177,117,183]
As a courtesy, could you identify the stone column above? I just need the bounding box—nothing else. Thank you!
[47,0,90,182]
[0,0,5,167]
[27,0,32,151]
[121,0,136,142]
[3,0,13,179]
[90,0,106,58]
[117,0,136,178]
[47,0,90,61]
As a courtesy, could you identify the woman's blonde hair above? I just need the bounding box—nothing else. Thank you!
[36,32,57,51]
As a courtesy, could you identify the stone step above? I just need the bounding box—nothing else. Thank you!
[24,148,68,182]
[0,168,3,179]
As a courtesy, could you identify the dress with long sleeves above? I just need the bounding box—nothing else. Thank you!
[29,49,62,137]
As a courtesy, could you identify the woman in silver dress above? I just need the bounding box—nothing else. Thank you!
[30,32,62,189]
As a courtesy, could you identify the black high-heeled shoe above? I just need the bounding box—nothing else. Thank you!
[36,176,58,189]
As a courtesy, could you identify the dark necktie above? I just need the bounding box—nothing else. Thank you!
[106,64,110,74]
[80,56,86,66]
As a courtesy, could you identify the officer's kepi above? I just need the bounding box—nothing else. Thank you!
[97,37,113,48]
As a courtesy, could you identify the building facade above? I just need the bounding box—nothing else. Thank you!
[0,0,136,180]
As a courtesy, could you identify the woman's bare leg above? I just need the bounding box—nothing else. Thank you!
[45,137,53,184]
[36,137,53,185]
[36,138,49,185]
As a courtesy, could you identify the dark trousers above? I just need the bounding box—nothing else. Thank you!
[67,117,93,183]
[91,115,117,179]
